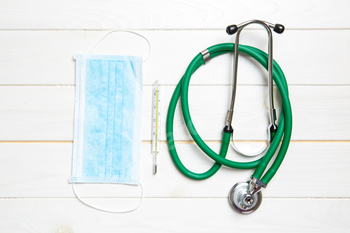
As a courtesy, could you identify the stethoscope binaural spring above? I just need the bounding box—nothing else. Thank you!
[166,19,292,214]
[227,20,284,157]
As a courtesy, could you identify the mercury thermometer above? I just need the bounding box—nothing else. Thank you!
[152,82,161,175]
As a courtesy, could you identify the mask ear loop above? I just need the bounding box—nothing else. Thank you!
[83,29,151,62]
[72,183,144,213]
[72,29,148,213]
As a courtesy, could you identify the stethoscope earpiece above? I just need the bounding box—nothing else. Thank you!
[226,25,238,35]
[274,24,285,34]
[226,22,285,35]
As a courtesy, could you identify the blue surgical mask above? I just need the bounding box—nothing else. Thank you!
[70,54,144,212]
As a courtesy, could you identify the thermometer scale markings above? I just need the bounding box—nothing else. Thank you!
[152,87,161,174]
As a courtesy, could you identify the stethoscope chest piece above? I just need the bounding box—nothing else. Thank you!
[228,181,262,214]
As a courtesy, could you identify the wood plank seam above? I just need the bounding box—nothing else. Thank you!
[0,197,349,199]
[1,28,350,31]
[1,140,349,143]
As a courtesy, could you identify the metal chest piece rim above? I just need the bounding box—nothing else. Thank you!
[228,180,262,214]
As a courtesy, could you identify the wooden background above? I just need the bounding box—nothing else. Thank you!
[1,0,350,232]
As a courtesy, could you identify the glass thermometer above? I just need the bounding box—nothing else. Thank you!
[152,82,161,175]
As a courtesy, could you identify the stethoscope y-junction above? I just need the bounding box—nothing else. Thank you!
[166,20,292,214]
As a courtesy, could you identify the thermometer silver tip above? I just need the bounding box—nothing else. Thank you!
[153,165,157,175]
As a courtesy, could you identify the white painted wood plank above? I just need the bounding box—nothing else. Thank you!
[163,85,350,141]
[0,86,349,141]
[0,198,349,233]
[1,0,350,29]
[0,142,349,198]
[1,30,349,85]
[0,87,75,141]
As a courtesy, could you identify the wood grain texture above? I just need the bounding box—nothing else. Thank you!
[0,30,350,85]
[1,0,350,231]
[0,142,349,198]
[1,0,350,29]
[0,86,349,141]
[0,198,349,233]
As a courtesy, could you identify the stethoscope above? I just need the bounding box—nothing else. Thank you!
[166,20,293,214]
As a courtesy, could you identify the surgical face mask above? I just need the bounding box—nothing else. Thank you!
[70,31,150,213]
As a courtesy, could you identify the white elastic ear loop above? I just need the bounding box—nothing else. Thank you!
[87,30,151,62]
[72,183,143,213]
[230,127,270,157]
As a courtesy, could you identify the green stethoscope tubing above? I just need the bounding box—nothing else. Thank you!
[166,43,292,185]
